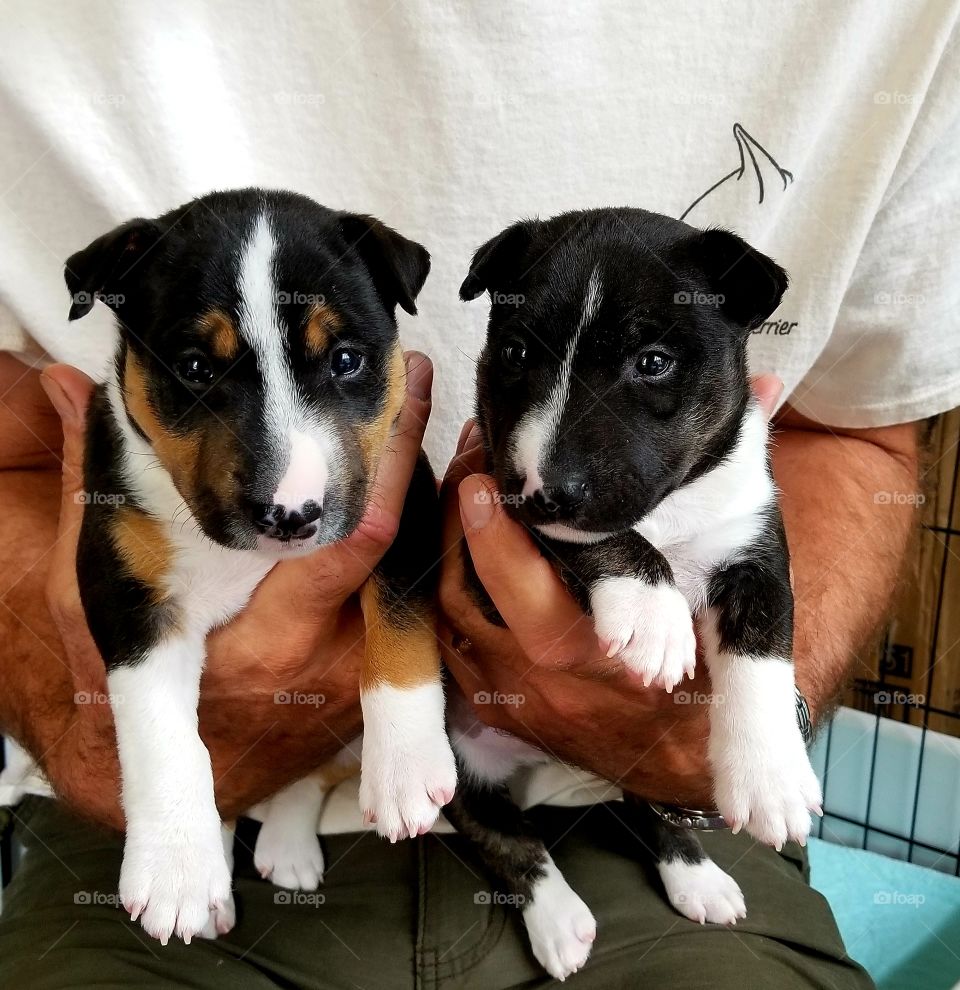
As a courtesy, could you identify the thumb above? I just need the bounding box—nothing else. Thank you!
[40,364,96,511]
[40,364,96,613]
[458,474,593,662]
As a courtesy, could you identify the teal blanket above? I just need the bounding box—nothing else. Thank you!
[809,837,960,990]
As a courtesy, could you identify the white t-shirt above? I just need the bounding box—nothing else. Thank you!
[1,1,959,826]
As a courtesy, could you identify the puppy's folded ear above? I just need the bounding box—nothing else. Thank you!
[693,228,788,330]
[339,214,430,316]
[64,219,161,321]
[459,220,535,301]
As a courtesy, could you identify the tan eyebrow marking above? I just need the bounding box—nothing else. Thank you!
[305,303,343,357]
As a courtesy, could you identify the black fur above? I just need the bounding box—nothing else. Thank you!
[67,188,429,551]
[451,207,795,954]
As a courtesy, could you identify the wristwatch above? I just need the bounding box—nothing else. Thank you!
[648,686,814,830]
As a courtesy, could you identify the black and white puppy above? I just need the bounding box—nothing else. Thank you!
[449,208,822,980]
[65,189,456,943]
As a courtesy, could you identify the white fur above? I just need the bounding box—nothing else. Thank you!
[590,576,696,691]
[237,212,339,519]
[636,401,775,614]
[109,641,231,945]
[254,771,328,890]
[701,610,822,848]
[522,856,597,981]
[358,682,456,842]
[274,427,329,509]
[198,822,238,939]
[511,267,603,496]
[657,857,746,925]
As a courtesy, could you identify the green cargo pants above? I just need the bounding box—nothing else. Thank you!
[0,796,873,989]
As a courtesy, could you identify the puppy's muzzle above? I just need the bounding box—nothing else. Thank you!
[251,500,322,542]
[525,476,589,522]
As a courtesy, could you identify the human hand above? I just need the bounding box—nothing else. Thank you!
[438,376,784,806]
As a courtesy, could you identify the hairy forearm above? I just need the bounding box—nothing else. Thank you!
[772,414,919,723]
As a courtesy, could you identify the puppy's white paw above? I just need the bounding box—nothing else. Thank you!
[658,858,746,925]
[359,684,456,842]
[522,862,596,982]
[197,894,237,940]
[591,577,696,691]
[254,819,324,890]
[119,825,232,944]
[713,736,822,849]
[359,740,456,842]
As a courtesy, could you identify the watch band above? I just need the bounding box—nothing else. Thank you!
[646,685,815,830]
[647,801,729,831]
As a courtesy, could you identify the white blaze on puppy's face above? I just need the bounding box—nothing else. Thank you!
[509,267,603,498]
[237,212,337,516]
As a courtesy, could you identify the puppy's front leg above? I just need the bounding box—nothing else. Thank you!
[549,530,696,691]
[357,451,456,842]
[358,576,456,841]
[702,522,822,848]
[108,635,231,944]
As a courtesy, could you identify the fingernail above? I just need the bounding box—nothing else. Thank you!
[405,351,433,401]
[460,477,495,531]
[40,371,78,427]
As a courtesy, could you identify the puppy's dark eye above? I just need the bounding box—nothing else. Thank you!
[635,351,674,379]
[330,347,364,378]
[501,340,527,371]
[174,351,214,386]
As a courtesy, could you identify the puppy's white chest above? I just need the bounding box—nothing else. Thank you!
[166,538,273,631]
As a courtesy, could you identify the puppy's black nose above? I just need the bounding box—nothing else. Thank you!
[532,479,589,517]
[253,500,322,541]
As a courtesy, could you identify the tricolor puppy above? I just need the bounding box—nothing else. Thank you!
[65,189,456,943]
[449,208,823,979]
